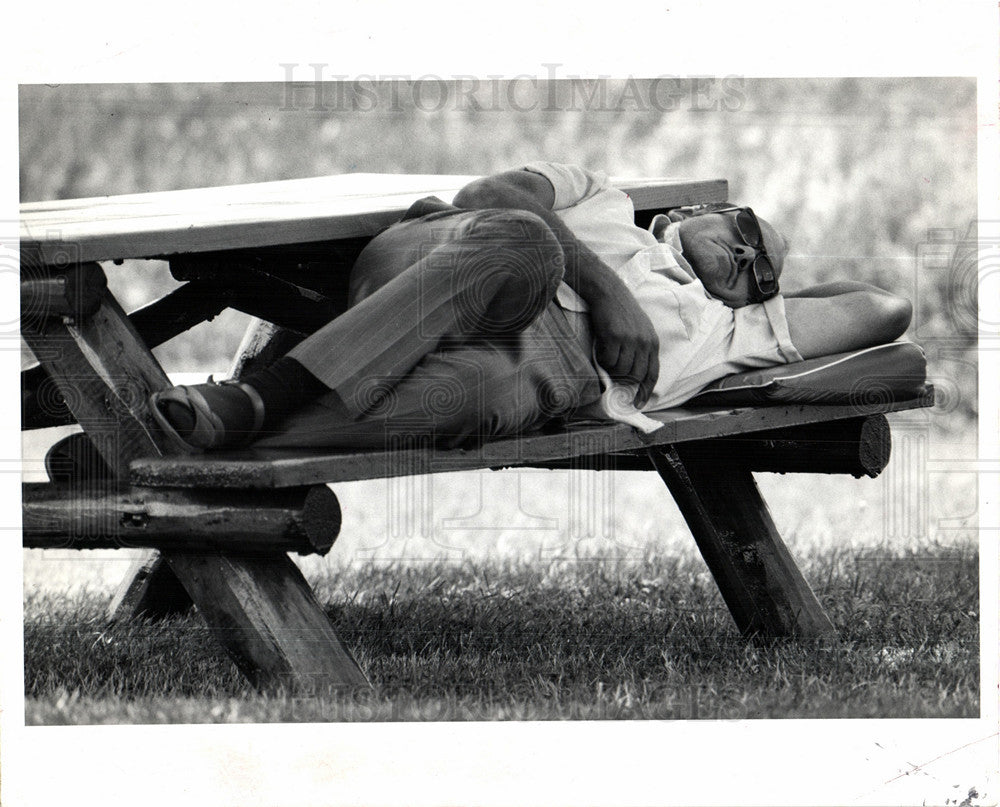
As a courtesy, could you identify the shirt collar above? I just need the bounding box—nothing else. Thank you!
[649,215,696,279]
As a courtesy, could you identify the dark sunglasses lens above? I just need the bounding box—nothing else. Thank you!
[754,254,778,293]
[735,209,763,248]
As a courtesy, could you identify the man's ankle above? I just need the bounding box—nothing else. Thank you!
[242,357,327,429]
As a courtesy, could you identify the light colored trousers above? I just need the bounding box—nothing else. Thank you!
[253,207,602,449]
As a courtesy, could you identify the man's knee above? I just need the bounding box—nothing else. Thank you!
[459,209,563,279]
[454,210,565,335]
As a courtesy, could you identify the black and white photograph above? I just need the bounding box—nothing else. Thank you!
[4,3,998,806]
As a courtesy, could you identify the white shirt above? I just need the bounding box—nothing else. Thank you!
[523,162,802,432]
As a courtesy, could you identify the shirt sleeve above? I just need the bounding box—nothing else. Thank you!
[522,162,610,211]
[731,294,804,365]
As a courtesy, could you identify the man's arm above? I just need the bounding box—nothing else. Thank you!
[452,170,659,407]
[783,282,912,359]
[453,169,557,211]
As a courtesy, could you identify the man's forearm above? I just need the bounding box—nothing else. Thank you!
[520,202,630,304]
[784,281,898,299]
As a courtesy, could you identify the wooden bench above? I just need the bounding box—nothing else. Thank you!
[20,173,934,693]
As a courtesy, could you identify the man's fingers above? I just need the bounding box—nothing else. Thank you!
[628,351,649,405]
[637,352,660,408]
[613,345,636,383]
[595,341,622,376]
[597,341,659,406]
[598,342,637,385]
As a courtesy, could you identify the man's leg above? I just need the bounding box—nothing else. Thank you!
[152,209,567,449]
[253,301,601,449]
[289,208,566,415]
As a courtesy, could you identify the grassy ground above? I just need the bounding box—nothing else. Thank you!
[24,543,978,724]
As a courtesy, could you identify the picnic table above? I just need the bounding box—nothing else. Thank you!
[20,172,934,692]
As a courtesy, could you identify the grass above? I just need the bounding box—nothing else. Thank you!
[24,543,979,724]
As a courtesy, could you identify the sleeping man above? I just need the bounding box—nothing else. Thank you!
[150,162,913,450]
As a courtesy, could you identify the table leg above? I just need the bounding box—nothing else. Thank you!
[108,553,193,621]
[166,552,368,691]
[112,317,306,620]
[647,444,836,639]
[23,280,367,690]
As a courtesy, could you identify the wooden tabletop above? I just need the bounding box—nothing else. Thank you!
[20,173,728,265]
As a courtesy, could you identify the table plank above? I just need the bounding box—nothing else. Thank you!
[129,392,933,489]
[21,174,727,265]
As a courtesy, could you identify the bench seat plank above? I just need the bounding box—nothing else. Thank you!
[21,174,727,265]
[129,393,932,489]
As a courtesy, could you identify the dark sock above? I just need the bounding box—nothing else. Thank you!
[242,357,328,429]
[158,358,327,442]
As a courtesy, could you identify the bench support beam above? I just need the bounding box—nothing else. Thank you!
[22,482,341,555]
[648,444,836,639]
[526,415,892,477]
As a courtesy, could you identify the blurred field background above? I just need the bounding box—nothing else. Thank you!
[18,79,981,720]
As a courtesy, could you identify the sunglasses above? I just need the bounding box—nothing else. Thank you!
[712,206,779,303]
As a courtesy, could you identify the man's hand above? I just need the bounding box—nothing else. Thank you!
[587,284,660,408]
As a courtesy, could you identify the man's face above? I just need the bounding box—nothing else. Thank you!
[676,211,788,308]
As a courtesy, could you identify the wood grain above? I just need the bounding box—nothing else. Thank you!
[20,262,107,322]
[165,552,369,692]
[519,415,893,476]
[20,287,174,476]
[21,285,187,623]
[23,282,232,430]
[648,444,836,639]
[20,174,728,264]
[129,394,932,489]
[227,320,306,380]
[675,415,892,478]
[20,271,365,689]
[22,482,341,555]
